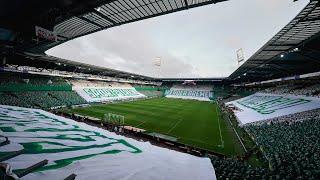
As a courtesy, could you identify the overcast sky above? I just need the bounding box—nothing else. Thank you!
[46,0,309,78]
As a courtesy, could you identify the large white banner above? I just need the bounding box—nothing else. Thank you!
[227,93,320,125]
[165,89,213,101]
[0,105,216,180]
[74,87,146,102]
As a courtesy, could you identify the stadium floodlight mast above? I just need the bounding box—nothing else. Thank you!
[154,57,162,78]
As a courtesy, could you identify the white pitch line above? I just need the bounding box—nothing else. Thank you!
[136,120,146,128]
[215,106,224,148]
[167,118,183,134]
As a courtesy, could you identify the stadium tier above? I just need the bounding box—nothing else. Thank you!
[68,79,133,88]
[71,81,146,102]
[165,85,214,101]
[74,87,146,102]
[0,91,86,109]
[260,82,320,98]
[136,90,164,97]
[0,72,71,91]
[246,109,320,179]
[210,156,269,179]
[134,86,166,97]
[0,72,86,109]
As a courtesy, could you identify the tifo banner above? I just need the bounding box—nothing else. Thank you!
[165,89,213,101]
[74,87,146,102]
[226,93,320,125]
[0,105,216,180]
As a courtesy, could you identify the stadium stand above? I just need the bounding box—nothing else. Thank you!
[0,91,86,109]
[261,82,320,98]
[71,80,146,102]
[165,84,213,101]
[210,156,269,179]
[246,109,320,179]
[0,72,71,91]
[137,90,163,97]
[68,79,132,88]
[0,72,68,85]
[0,72,86,109]
[134,86,165,97]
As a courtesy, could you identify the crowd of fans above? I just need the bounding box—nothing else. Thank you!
[211,107,320,179]
[137,90,163,97]
[69,79,132,88]
[0,72,87,109]
[245,109,320,179]
[217,80,320,179]
[260,82,320,98]
[210,156,269,179]
[0,72,69,86]
[0,91,86,109]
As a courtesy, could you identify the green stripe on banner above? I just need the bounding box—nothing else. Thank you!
[0,106,142,173]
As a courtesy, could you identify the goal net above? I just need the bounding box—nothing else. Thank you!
[103,113,125,126]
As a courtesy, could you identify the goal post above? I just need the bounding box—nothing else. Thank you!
[103,113,125,126]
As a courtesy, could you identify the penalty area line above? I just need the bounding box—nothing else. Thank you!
[167,118,183,134]
[136,121,146,128]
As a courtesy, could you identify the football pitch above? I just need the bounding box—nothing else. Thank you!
[65,98,243,156]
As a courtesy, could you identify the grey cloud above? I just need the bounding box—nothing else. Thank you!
[47,0,308,78]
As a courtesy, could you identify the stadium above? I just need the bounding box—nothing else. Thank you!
[0,0,320,179]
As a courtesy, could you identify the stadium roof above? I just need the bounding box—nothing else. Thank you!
[161,78,224,82]
[3,0,320,83]
[6,53,156,81]
[6,53,226,81]
[229,0,320,83]
[0,0,228,54]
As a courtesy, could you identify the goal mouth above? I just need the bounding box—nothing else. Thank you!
[103,113,125,126]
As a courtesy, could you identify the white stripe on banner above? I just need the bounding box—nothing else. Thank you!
[73,87,146,102]
[0,105,216,180]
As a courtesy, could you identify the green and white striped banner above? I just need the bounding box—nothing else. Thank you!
[74,87,145,102]
[227,93,320,125]
[0,105,215,180]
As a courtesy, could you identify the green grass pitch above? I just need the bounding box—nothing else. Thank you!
[65,98,243,156]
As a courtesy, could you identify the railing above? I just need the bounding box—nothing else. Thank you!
[0,84,72,92]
